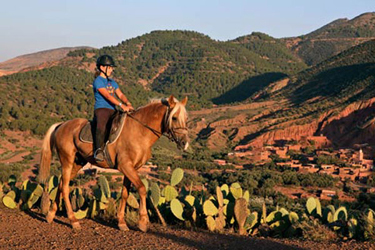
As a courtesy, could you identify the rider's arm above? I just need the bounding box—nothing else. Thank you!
[98,88,122,107]
[115,88,133,108]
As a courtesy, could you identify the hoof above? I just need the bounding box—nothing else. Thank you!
[46,212,54,224]
[72,221,81,230]
[138,222,149,233]
[119,223,129,232]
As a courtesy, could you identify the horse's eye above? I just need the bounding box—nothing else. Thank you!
[172,117,177,121]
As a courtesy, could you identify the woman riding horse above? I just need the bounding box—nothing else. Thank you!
[38,82,189,231]
[93,55,134,162]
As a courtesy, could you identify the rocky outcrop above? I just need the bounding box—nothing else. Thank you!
[235,97,375,150]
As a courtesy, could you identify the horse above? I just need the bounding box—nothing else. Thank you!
[38,95,189,232]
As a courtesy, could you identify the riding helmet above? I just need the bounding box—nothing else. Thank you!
[96,55,116,68]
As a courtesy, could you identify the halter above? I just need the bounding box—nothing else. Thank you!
[127,101,188,146]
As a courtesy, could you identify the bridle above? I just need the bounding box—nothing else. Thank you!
[126,102,188,146]
[163,106,188,146]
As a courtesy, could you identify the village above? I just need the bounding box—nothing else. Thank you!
[216,134,375,201]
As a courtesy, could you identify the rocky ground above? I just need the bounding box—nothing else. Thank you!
[0,205,374,250]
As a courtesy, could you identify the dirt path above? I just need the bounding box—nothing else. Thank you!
[0,205,373,250]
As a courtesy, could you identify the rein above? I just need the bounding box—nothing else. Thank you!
[126,105,188,145]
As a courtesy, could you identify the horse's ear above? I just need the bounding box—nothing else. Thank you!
[168,95,176,108]
[180,96,188,106]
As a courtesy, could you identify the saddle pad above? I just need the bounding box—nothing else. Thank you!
[79,113,127,144]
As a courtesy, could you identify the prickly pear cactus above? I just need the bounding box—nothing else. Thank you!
[245,211,258,230]
[261,202,267,224]
[288,212,299,224]
[306,197,316,215]
[8,175,16,187]
[234,198,248,235]
[220,184,229,197]
[74,208,88,219]
[141,178,149,191]
[170,168,184,187]
[230,182,243,200]
[3,190,17,209]
[315,198,322,217]
[203,199,218,217]
[243,190,250,203]
[216,186,224,208]
[185,195,195,207]
[206,215,216,232]
[164,185,178,202]
[348,218,358,238]
[127,192,139,209]
[48,175,59,193]
[89,199,98,218]
[26,184,43,209]
[171,198,184,221]
[98,176,110,198]
[149,182,161,206]
[334,206,348,221]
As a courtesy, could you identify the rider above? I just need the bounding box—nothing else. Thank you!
[93,55,134,162]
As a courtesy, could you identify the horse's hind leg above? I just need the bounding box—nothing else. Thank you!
[117,177,131,231]
[46,163,82,224]
[46,180,62,223]
[60,156,81,230]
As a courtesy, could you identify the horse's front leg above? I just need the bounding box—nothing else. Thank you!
[120,164,149,232]
[117,177,131,231]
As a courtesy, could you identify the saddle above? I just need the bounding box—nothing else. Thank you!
[79,112,127,167]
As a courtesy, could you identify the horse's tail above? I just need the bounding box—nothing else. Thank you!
[38,122,62,184]
[38,122,63,215]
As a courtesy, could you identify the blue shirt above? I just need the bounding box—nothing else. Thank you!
[93,76,119,110]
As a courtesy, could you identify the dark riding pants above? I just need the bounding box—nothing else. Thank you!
[94,108,115,151]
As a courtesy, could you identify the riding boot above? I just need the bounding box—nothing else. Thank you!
[94,129,105,162]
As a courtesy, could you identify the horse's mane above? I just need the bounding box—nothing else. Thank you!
[134,98,187,130]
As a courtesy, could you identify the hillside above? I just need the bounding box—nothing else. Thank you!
[191,40,375,151]
[66,30,306,107]
[0,47,92,76]
[282,12,375,65]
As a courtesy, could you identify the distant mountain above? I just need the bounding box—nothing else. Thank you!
[282,12,375,65]
[279,39,375,106]
[0,47,93,76]
[66,30,306,107]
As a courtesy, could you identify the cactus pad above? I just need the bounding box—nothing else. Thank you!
[164,185,178,202]
[127,192,139,209]
[206,216,216,232]
[203,199,218,216]
[149,182,160,206]
[306,197,316,215]
[230,182,243,199]
[170,168,184,187]
[171,198,184,221]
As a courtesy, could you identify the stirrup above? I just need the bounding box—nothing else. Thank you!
[94,148,104,162]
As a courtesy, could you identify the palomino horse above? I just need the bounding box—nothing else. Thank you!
[38,95,189,232]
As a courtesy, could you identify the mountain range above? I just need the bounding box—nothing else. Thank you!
[1,12,375,152]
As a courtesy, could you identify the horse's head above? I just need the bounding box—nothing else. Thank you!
[165,95,189,151]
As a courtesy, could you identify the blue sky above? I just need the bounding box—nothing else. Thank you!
[0,0,373,62]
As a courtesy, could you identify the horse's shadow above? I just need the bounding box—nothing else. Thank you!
[148,226,304,250]
[23,209,71,228]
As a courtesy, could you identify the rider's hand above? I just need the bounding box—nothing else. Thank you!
[121,105,132,112]
[127,105,134,111]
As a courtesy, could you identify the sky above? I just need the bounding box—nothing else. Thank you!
[0,0,374,62]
